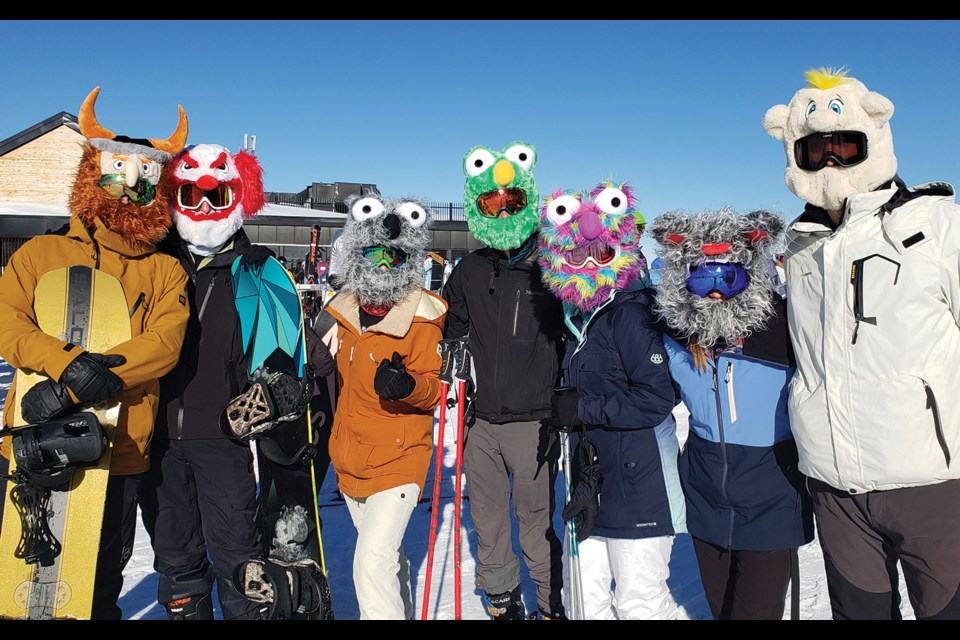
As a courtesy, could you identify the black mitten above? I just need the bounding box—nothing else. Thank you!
[548,386,580,431]
[373,352,416,401]
[21,380,75,424]
[240,244,275,267]
[562,435,603,542]
[60,352,126,405]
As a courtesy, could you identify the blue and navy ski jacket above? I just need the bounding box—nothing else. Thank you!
[563,286,687,540]
[664,297,814,551]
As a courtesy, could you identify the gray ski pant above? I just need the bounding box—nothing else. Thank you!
[463,418,563,613]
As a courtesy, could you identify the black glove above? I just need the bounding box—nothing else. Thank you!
[61,352,126,405]
[373,352,416,401]
[240,244,275,267]
[548,386,580,431]
[21,352,126,424]
[562,435,603,543]
[21,379,76,424]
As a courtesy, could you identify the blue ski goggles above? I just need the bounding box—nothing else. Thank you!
[685,262,750,299]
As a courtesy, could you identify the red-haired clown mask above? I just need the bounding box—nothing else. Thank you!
[170,143,265,254]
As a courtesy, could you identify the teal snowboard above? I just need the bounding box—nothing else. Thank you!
[225,256,332,620]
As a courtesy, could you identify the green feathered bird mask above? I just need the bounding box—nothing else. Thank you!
[463,141,540,250]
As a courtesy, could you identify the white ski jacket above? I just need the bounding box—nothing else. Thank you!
[785,180,960,493]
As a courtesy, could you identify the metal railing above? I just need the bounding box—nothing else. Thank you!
[264,194,466,222]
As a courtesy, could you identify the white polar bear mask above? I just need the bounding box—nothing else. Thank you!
[763,68,897,213]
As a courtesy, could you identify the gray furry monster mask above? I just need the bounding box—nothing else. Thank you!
[649,209,784,348]
[338,194,434,307]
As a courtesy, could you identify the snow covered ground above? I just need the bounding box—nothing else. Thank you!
[0,357,915,620]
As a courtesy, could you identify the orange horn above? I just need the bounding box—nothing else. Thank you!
[149,105,189,156]
[77,86,116,140]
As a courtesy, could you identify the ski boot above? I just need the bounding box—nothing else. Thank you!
[539,606,567,620]
[482,585,526,620]
[164,593,214,620]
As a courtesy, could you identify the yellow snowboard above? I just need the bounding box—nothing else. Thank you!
[0,266,130,619]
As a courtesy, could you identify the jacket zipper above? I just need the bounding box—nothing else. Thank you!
[923,381,951,467]
[512,290,520,337]
[725,362,737,423]
[713,353,734,548]
[178,273,216,440]
[129,292,145,318]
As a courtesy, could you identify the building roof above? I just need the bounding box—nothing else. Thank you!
[0,112,80,157]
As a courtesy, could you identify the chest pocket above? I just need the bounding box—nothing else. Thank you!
[574,350,625,392]
[128,285,155,336]
[508,286,552,341]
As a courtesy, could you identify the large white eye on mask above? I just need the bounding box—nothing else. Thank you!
[545,195,580,226]
[351,197,385,221]
[396,201,427,228]
[503,144,535,171]
[465,148,496,177]
[594,187,629,215]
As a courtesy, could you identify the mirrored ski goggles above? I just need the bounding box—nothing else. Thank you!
[177,183,234,210]
[476,188,528,217]
[362,246,407,269]
[686,262,750,298]
[97,174,157,205]
[794,131,868,171]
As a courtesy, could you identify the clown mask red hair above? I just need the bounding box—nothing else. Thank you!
[170,143,265,254]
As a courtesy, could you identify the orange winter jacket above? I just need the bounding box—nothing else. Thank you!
[0,216,190,475]
[326,288,446,500]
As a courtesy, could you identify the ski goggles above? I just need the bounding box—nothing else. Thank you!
[97,174,157,205]
[476,188,528,217]
[794,131,868,171]
[176,183,234,210]
[362,246,407,269]
[685,262,750,298]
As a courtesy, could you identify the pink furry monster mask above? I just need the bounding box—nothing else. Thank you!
[537,181,647,312]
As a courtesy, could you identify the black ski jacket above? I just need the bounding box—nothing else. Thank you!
[156,229,252,440]
[442,239,565,424]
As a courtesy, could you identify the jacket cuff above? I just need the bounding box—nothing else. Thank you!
[45,343,84,383]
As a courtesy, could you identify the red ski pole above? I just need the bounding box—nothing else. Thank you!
[420,380,449,620]
[453,378,466,620]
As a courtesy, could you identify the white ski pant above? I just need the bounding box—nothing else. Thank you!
[564,535,679,620]
[344,482,420,620]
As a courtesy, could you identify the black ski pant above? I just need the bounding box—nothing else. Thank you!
[147,437,261,619]
[809,477,960,620]
[92,472,146,620]
[692,536,794,620]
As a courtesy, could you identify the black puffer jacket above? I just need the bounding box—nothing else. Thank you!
[156,230,252,440]
[442,237,565,424]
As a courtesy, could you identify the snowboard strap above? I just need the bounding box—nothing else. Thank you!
[9,472,61,564]
[235,557,332,620]
[225,366,311,441]
[257,430,321,468]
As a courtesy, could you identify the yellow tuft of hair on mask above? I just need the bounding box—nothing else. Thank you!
[805,66,851,90]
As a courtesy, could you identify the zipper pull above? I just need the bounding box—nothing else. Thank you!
[349,345,355,366]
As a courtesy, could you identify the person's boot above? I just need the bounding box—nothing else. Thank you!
[164,592,214,620]
[539,605,567,619]
[482,585,526,620]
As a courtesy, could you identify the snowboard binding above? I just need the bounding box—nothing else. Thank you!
[235,557,333,620]
[1,412,108,564]
[223,365,311,441]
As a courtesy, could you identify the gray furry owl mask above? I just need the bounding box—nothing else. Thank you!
[338,194,434,308]
[649,209,784,349]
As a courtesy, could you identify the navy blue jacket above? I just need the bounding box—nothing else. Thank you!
[564,287,687,539]
[663,296,814,551]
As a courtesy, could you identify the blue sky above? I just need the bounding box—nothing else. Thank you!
[3,20,960,227]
